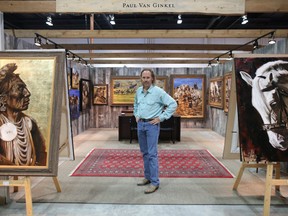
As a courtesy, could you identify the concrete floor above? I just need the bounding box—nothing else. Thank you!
[1,202,288,216]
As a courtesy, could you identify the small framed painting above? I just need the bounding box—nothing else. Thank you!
[93,84,108,105]
[71,67,80,89]
[208,76,224,109]
[80,79,92,111]
[69,89,80,119]
[170,74,206,119]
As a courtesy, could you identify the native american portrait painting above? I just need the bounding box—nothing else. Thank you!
[0,63,47,167]
[93,84,108,105]
[170,75,206,118]
[0,52,64,176]
[235,56,288,162]
[208,76,224,109]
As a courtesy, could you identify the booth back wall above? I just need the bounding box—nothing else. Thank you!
[91,67,211,129]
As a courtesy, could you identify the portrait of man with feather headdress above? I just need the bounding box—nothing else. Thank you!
[0,63,47,166]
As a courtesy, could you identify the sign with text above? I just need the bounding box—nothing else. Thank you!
[56,0,245,14]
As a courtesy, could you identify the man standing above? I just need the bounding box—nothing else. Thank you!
[134,69,177,194]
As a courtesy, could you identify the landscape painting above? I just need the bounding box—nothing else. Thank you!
[110,76,168,106]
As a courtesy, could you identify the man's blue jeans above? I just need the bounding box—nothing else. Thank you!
[137,121,160,187]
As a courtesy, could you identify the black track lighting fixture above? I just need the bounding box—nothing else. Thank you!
[66,51,70,58]
[46,16,53,26]
[208,61,212,68]
[268,32,276,45]
[34,36,41,47]
[241,15,248,25]
[207,30,276,67]
[34,33,88,65]
[109,14,116,25]
[228,51,233,60]
[253,40,259,50]
[177,15,182,24]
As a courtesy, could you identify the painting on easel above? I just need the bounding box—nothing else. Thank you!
[0,50,66,176]
[234,54,288,162]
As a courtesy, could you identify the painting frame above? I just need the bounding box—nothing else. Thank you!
[69,89,80,119]
[208,76,224,109]
[93,84,108,105]
[110,76,168,106]
[234,54,288,162]
[223,72,232,113]
[79,79,92,111]
[71,66,80,89]
[0,50,66,176]
[170,74,206,119]
[67,67,72,90]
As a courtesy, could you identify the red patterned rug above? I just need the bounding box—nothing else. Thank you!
[70,148,233,178]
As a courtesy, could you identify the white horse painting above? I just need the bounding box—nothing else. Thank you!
[240,60,288,151]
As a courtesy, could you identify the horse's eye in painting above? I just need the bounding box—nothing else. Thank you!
[278,88,288,96]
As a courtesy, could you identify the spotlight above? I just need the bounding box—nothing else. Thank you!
[109,15,116,25]
[34,36,42,47]
[216,58,220,64]
[46,16,53,26]
[177,15,182,24]
[228,51,233,60]
[253,40,259,50]
[268,32,276,45]
[208,61,212,68]
[241,15,248,25]
[66,51,70,58]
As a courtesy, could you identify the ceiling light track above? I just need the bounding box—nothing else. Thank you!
[34,33,88,65]
[207,30,277,67]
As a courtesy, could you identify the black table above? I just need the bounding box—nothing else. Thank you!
[118,114,181,142]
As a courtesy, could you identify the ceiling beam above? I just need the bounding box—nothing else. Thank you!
[0,1,56,13]
[7,29,287,38]
[245,0,288,13]
[0,0,288,13]
[86,59,219,64]
[74,52,234,58]
[41,44,254,51]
